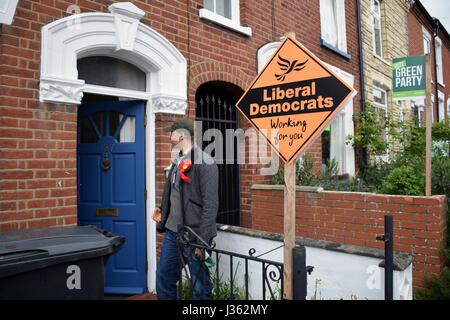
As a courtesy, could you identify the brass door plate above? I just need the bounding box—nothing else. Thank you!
[95,208,119,216]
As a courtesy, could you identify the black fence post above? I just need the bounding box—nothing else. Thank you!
[385,214,394,300]
[376,214,394,300]
[292,245,306,300]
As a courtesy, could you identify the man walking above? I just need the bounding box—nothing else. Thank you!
[152,118,219,300]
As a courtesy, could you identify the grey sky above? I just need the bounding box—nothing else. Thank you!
[420,0,450,32]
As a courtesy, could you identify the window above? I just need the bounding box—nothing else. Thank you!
[423,37,431,54]
[373,86,387,110]
[371,0,383,57]
[323,63,355,176]
[79,111,136,144]
[422,27,431,54]
[320,0,348,55]
[412,100,424,127]
[447,98,450,118]
[77,56,146,92]
[435,37,443,85]
[431,94,435,123]
[398,100,404,122]
[438,91,445,122]
[204,0,231,19]
[199,0,251,36]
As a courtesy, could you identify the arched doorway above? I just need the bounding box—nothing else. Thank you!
[38,2,188,293]
[195,81,243,226]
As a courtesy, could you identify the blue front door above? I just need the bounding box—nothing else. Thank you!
[77,100,146,294]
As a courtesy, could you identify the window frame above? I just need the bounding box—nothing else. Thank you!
[431,94,435,123]
[319,0,348,57]
[77,56,147,92]
[373,85,388,111]
[422,26,432,55]
[435,37,444,86]
[372,85,389,162]
[447,98,450,118]
[199,0,251,36]
[438,91,445,122]
[412,100,424,127]
[371,0,383,58]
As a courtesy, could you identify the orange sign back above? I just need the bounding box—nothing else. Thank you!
[236,35,356,165]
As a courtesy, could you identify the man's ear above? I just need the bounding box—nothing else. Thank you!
[171,131,182,143]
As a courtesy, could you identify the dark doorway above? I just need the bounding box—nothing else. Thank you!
[195,81,243,226]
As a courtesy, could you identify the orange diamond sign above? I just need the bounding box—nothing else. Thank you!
[236,35,356,165]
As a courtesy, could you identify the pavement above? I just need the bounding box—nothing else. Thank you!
[104,292,158,300]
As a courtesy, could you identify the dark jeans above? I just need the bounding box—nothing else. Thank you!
[156,229,212,300]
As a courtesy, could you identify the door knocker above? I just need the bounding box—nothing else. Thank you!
[101,153,112,171]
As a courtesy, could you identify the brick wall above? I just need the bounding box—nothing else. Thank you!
[0,0,95,231]
[250,184,448,293]
[0,101,79,231]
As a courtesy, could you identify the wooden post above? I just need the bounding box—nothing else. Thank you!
[425,54,432,196]
[283,162,296,299]
[283,31,296,300]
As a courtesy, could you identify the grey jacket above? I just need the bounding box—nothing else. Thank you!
[156,146,219,245]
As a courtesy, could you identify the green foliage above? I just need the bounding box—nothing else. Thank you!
[211,268,247,300]
[432,156,450,198]
[345,103,450,198]
[178,262,247,300]
[359,161,392,193]
[272,154,339,187]
[346,103,391,156]
[318,158,339,183]
[272,108,449,198]
[296,153,319,186]
[432,118,450,141]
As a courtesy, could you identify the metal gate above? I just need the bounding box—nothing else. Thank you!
[176,226,284,300]
[195,82,241,226]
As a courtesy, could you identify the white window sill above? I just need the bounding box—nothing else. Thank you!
[438,81,445,88]
[320,39,351,60]
[199,8,251,37]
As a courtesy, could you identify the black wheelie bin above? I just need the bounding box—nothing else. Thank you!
[0,225,125,300]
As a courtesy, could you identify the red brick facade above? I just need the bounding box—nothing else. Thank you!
[0,0,448,297]
[0,0,362,231]
[407,2,450,121]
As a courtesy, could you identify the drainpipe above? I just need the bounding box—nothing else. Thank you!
[432,19,440,122]
[356,0,368,172]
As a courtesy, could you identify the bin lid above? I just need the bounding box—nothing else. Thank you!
[0,226,125,278]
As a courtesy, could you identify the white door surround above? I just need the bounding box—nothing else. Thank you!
[39,2,187,111]
[39,2,188,292]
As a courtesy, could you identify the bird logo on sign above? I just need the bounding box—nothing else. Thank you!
[275,55,308,82]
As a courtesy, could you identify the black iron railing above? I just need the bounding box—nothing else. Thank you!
[175,226,284,300]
